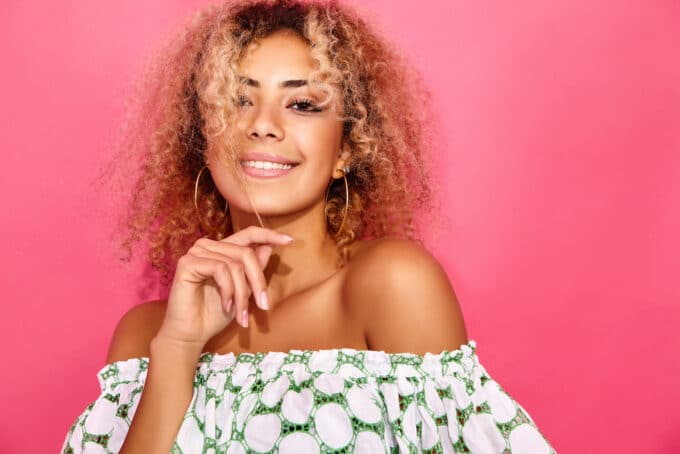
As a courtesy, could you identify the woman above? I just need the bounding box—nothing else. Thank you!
[62,0,555,452]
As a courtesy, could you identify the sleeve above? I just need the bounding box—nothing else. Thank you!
[60,358,149,454]
[377,342,556,454]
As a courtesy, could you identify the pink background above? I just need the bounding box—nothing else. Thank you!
[1,0,678,452]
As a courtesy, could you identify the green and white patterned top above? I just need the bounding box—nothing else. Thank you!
[62,340,555,453]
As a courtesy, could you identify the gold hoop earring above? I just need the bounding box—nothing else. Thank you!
[194,165,228,232]
[325,166,350,235]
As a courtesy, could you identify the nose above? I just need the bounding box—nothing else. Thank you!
[245,104,284,141]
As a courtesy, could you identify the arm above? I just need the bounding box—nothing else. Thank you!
[106,301,203,454]
[118,336,202,454]
[346,239,468,353]
[63,227,288,453]
[93,228,288,452]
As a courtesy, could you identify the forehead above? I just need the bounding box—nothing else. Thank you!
[238,30,316,80]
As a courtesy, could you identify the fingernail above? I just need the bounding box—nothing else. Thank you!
[242,309,248,327]
[280,234,294,243]
[259,290,269,310]
[226,298,233,312]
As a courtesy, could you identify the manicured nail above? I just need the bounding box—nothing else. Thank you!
[259,290,269,310]
[280,234,294,243]
[242,309,248,327]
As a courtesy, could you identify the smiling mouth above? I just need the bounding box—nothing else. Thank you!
[239,160,299,178]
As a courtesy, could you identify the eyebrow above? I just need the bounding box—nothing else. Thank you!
[238,76,308,89]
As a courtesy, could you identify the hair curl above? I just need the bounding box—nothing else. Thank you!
[101,0,441,288]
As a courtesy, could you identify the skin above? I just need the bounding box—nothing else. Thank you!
[208,28,353,315]
[100,26,468,454]
[107,29,467,362]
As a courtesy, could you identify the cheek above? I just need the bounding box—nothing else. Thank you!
[207,157,251,208]
[291,121,343,167]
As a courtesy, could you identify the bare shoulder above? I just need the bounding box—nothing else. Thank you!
[105,299,168,364]
[345,238,468,354]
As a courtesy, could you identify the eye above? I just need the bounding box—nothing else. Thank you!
[288,97,323,113]
[237,94,252,107]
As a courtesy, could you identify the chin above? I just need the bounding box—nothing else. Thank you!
[229,196,311,218]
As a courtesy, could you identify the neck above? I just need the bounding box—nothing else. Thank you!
[229,198,339,307]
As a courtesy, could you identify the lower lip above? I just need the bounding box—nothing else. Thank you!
[240,162,298,178]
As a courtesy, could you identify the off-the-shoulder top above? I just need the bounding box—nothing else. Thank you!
[61,340,554,453]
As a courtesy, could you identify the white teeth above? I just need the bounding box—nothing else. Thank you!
[241,160,294,170]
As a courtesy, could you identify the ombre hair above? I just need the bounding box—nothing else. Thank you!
[105,0,438,285]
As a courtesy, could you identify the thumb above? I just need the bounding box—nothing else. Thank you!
[255,244,274,268]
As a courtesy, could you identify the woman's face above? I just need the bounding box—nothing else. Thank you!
[209,29,349,219]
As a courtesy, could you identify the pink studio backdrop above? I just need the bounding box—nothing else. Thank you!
[1,0,678,452]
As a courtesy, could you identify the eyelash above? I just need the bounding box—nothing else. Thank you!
[237,95,323,113]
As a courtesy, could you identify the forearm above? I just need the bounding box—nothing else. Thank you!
[119,337,203,454]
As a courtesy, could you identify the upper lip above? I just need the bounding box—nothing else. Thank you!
[240,152,299,165]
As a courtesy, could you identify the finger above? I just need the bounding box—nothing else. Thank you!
[194,238,273,272]
[189,246,253,323]
[177,255,235,313]
[225,258,250,327]
[212,261,236,315]
[192,239,257,292]
[255,244,274,269]
[238,246,270,310]
[189,245,266,310]
[222,226,294,247]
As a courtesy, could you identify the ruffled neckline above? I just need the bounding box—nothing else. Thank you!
[97,340,479,382]
[197,339,477,363]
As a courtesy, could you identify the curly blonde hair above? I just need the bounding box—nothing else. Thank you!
[102,0,441,287]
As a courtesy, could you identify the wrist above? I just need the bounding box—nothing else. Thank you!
[150,334,205,360]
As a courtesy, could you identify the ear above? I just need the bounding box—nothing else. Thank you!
[332,142,352,179]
